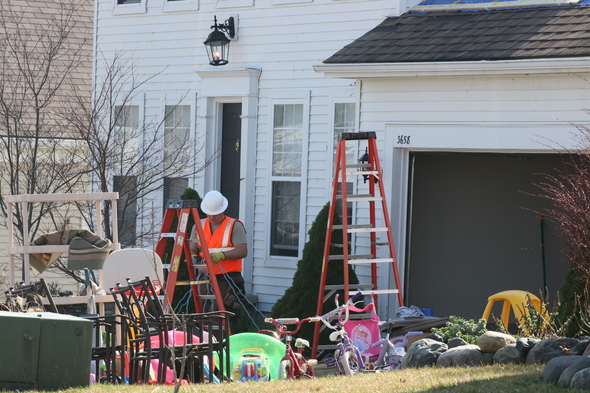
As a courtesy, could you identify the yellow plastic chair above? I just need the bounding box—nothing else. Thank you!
[482,290,542,329]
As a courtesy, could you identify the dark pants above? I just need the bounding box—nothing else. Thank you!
[216,272,245,311]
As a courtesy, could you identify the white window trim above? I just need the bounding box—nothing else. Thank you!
[113,93,146,163]
[273,0,312,5]
[215,0,254,8]
[113,0,147,16]
[265,92,310,267]
[163,0,199,12]
[161,92,197,178]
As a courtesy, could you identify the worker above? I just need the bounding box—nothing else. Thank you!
[190,190,248,311]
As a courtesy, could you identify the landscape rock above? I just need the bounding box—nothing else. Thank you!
[516,337,541,357]
[436,344,484,367]
[477,331,516,353]
[570,367,590,390]
[558,357,590,388]
[571,336,590,356]
[493,344,525,364]
[402,338,448,368]
[447,337,468,348]
[543,355,585,384]
[526,337,579,365]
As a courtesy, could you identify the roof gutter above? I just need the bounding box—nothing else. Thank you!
[314,57,590,78]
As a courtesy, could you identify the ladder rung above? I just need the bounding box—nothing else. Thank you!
[199,295,217,300]
[173,280,210,286]
[193,264,207,269]
[324,284,374,290]
[349,289,399,296]
[328,254,373,261]
[333,225,389,234]
[348,258,395,264]
[345,163,371,169]
[347,170,379,177]
[160,233,176,238]
[336,194,382,203]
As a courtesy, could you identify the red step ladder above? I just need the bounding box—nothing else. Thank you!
[154,200,226,314]
[311,132,404,358]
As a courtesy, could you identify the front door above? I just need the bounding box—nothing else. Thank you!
[220,103,242,219]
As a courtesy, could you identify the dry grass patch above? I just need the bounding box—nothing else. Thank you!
[9,364,569,393]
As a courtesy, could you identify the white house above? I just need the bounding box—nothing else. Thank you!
[94,0,419,315]
[316,0,590,319]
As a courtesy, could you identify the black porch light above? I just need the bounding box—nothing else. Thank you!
[204,16,235,66]
[359,147,370,183]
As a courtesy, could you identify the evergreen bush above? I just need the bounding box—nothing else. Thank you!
[270,202,359,344]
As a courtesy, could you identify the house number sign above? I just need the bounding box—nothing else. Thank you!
[397,135,411,145]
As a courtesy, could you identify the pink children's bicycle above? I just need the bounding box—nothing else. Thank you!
[260,317,318,380]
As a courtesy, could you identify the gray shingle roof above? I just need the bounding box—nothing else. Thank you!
[323,5,590,64]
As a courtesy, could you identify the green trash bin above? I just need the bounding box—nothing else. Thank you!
[0,312,93,390]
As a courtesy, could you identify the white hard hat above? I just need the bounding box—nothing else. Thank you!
[201,190,228,215]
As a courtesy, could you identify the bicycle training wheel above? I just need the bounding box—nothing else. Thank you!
[340,349,362,376]
[278,359,292,380]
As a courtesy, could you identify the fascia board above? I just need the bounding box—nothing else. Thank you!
[314,57,590,78]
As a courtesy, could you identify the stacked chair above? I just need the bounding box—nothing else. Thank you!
[110,276,232,384]
[5,278,58,313]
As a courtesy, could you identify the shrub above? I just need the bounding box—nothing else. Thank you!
[517,290,575,339]
[271,203,359,344]
[431,315,488,344]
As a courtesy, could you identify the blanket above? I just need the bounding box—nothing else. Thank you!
[30,229,113,275]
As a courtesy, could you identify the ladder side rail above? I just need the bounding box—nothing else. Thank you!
[155,208,177,257]
[182,231,203,314]
[339,138,351,304]
[369,137,405,307]
[191,209,227,315]
[162,209,191,313]
[312,137,345,359]
[368,139,379,302]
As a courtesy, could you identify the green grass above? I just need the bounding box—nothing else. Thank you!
[11,364,571,393]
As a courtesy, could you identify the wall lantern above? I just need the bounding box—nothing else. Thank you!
[358,147,370,183]
[204,16,235,66]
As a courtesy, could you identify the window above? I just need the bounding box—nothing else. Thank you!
[163,0,199,12]
[113,0,147,15]
[333,102,356,166]
[114,176,137,247]
[334,102,356,226]
[271,104,303,257]
[164,177,189,206]
[114,105,139,165]
[164,105,191,166]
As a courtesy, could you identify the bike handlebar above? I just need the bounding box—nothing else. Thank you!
[263,317,315,335]
[314,291,364,329]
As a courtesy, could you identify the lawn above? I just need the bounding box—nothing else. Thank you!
[13,363,569,393]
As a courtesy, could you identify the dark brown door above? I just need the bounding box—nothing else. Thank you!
[220,103,242,219]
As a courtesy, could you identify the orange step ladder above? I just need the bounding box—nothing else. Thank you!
[155,200,226,314]
[311,132,404,358]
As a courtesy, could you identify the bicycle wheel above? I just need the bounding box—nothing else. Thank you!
[278,359,292,380]
[340,349,362,376]
[295,353,315,378]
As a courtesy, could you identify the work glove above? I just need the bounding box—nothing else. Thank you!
[210,251,225,264]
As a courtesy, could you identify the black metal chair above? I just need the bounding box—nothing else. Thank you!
[82,313,127,383]
[110,276,232,384]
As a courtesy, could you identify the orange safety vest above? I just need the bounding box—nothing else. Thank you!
[201,217,243,275]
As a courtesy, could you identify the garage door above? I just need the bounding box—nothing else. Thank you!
[406,152,568,321]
